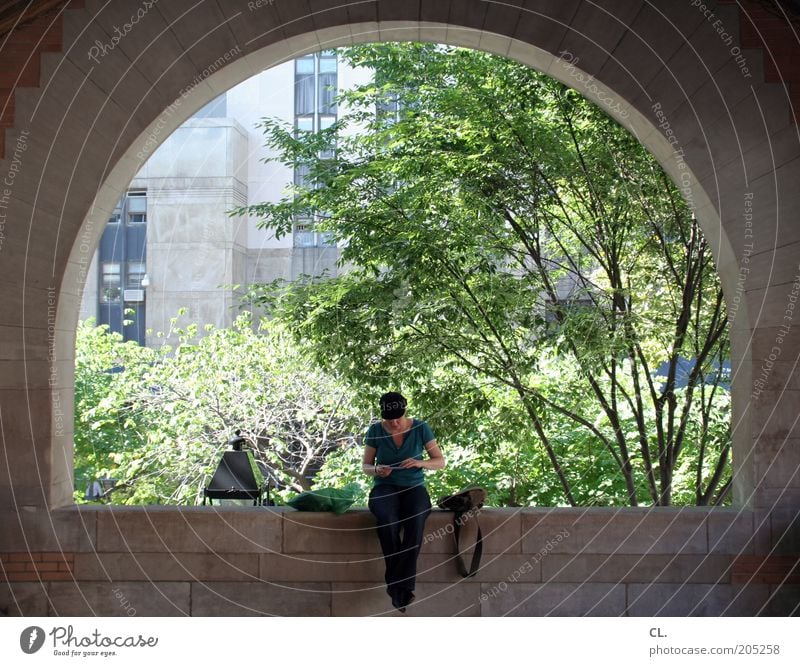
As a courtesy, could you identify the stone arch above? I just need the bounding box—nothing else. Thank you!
[1,0,796,515]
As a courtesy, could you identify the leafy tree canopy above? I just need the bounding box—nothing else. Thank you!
[235,43,731,507]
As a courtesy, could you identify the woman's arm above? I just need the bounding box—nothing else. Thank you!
[363,446,392,478]
[398,440,446,470]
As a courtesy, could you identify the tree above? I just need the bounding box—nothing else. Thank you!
[74,313,369,505]
[235,43,731,506]
[74,317,155,500]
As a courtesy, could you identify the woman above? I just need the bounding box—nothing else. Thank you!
[362,391,446,613]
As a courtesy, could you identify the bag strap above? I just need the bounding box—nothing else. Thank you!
[452,511,483,578]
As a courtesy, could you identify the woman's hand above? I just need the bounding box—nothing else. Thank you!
[398,458,423,469]
[375,465,393,478]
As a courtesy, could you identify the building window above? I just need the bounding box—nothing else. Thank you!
[96,191,147,345]
[100,263,122,303]
[127,192,147,224]
[127,192,146,208]
[108,200,122,225]
[318,230,336,247]
[319,115,336,159]
[293,220,315,247]
[293,51,338,248]
[295,116,314,134]
[294,163,312,188]
[295,56,315,116]
[127,261,146,288]
[318,54,337,114]
[127,192,146,224]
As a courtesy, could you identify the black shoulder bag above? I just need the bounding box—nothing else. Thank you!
[436,487,487,578]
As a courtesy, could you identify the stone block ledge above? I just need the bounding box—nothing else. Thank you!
[0,505,777,556]
[0,506,796,615]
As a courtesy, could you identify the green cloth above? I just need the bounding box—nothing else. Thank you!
[365,418,435,487]
[286,482,362,514]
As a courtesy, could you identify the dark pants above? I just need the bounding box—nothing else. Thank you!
[368,483,432,597]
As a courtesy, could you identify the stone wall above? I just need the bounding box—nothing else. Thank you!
[2,506,797,616]
[1,0,800,617]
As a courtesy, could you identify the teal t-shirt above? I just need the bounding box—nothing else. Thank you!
[365,418,435,487]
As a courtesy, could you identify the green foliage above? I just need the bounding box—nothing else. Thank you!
[75,45,732,508]
[74,313,369,505]
[73,319,158,502]
[235,43,732,506]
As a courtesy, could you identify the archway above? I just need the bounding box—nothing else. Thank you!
[1,0,798,616]
[54,12,756,510]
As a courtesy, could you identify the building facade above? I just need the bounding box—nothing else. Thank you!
[79,51,370,346]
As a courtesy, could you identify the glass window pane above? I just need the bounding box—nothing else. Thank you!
[294,163,311,188]
[294,219,315,247]
[101,263,121,303]
[128,213,146,225]
[127,194,146,212]
[107,213,121,224]
[127,262,146,288]
[319,57,337,73]
[318,71,337,114]
[319,231,336,246]
[296,116,313,133]
[295,72,314,115]
[296,57,314,74]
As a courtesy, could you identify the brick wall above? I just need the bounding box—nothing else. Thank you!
[1,506,797,616]
[1,551,74,582]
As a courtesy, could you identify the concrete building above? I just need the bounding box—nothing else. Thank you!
[79,51,370,346]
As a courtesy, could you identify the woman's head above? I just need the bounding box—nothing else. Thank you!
[380,391,407,420]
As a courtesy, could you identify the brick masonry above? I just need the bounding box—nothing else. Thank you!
[0,506,796,616]
[0,551,74,582]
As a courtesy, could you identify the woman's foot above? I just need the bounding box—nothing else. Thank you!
[391,589,415,613]
[391,592,407,613]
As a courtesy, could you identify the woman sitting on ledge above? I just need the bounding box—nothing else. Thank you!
[362,391,446,613]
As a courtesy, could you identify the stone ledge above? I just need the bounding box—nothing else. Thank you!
[282,509,378,554]
[0,506,96,552]
[2,506,772,558]
[190,581,331,616]
[521,507,711,554]
[0,581,50,616]
[542,554,735,584]
[282,508,522,554]
[46,581,190,616]
[764,584,800,616]
[93,505,282,553]
[708,509,756,554]
[331,581,482,616]
[73,552,259,582]
[479,581,626,616]
[627,582,771,616]
[259,551,541,583]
